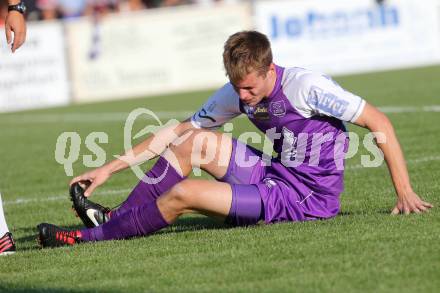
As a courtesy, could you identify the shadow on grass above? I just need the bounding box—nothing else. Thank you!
[337,211,353,217]
[17,211,393,251]
[338,210,395,217]
[338,209,394,216]
[19,210,398,251]
[166,215,232,233]
[14,216,234,251]
[377,209,394,215]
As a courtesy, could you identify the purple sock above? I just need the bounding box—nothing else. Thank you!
[81,200,168,241]
[112,156,185,218]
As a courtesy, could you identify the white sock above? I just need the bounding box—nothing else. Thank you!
[0,193,10,236]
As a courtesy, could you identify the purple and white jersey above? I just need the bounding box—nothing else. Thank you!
[191,65,365,202]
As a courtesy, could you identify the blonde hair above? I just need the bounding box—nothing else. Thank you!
[223,31,273,84]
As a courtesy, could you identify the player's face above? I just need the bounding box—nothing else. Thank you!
[232,64,276,107]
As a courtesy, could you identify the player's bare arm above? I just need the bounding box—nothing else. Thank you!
[5,0,26,52]
[70,119,197,197]
[353,102,433,214]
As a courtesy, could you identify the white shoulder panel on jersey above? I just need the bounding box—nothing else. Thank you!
[191,83,241,129]
[282,67,366,122]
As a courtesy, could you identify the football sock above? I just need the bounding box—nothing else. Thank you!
[0,193,10,236]
[112,156,185,218]
[80,200,168,241]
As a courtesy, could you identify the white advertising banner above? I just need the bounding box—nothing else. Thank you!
[67,3,252,103]
[0,21,70,113]
[255,0,440,75]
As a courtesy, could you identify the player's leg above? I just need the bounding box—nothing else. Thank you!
[77,178,262,242]
[0,193,16,255]
[40,179,229,246]
[76,129,236,240]
[78,179,231,242]
[72,129,233,227]
[38,139,265,247]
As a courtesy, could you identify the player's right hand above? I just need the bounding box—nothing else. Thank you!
[69,167,111,197]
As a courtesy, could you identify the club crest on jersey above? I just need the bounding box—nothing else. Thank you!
[270,100,286,117]
[308,86,349,118]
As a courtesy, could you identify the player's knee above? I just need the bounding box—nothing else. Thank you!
[169,129,200,158]
[169,142,189,159]
[189,130,220,165]
[171,129,218,160]
[168,181,195,210]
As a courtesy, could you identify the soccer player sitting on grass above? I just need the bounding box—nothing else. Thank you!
[37,31,433,248]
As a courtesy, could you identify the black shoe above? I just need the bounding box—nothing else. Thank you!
[0,232,16,255]
[37,223,81,248]
[69,183,110,228]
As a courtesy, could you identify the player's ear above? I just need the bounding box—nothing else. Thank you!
[267,63,276,76]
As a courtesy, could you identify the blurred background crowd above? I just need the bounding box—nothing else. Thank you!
[0,0,243,22]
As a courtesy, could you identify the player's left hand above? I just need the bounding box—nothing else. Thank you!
[391,190,433,215]
[5,11,26,53]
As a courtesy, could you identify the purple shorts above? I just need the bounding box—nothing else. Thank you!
[219,139,340,225]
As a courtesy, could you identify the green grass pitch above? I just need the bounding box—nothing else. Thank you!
[0,65,439,292]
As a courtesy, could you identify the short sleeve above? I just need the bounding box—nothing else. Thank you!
[191,83,242,129]
[286,71,366,123]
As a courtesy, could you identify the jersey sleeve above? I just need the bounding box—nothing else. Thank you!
[190,83,242,129]
[288,71,366,123]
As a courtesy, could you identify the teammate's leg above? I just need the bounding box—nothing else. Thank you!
[0,194,9,237]
[0,193,16,255]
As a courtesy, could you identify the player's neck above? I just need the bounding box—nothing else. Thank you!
[265,68,277,98]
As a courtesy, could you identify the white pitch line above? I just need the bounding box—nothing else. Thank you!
[346,155,440,170]
[3,155,439,207]
[1,105,439,124]
[0,111,195,124]
[378,105,440,113]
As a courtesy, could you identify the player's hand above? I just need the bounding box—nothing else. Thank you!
[391,190,433,215]
[69,167,112,197]
[5,11,26,53]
